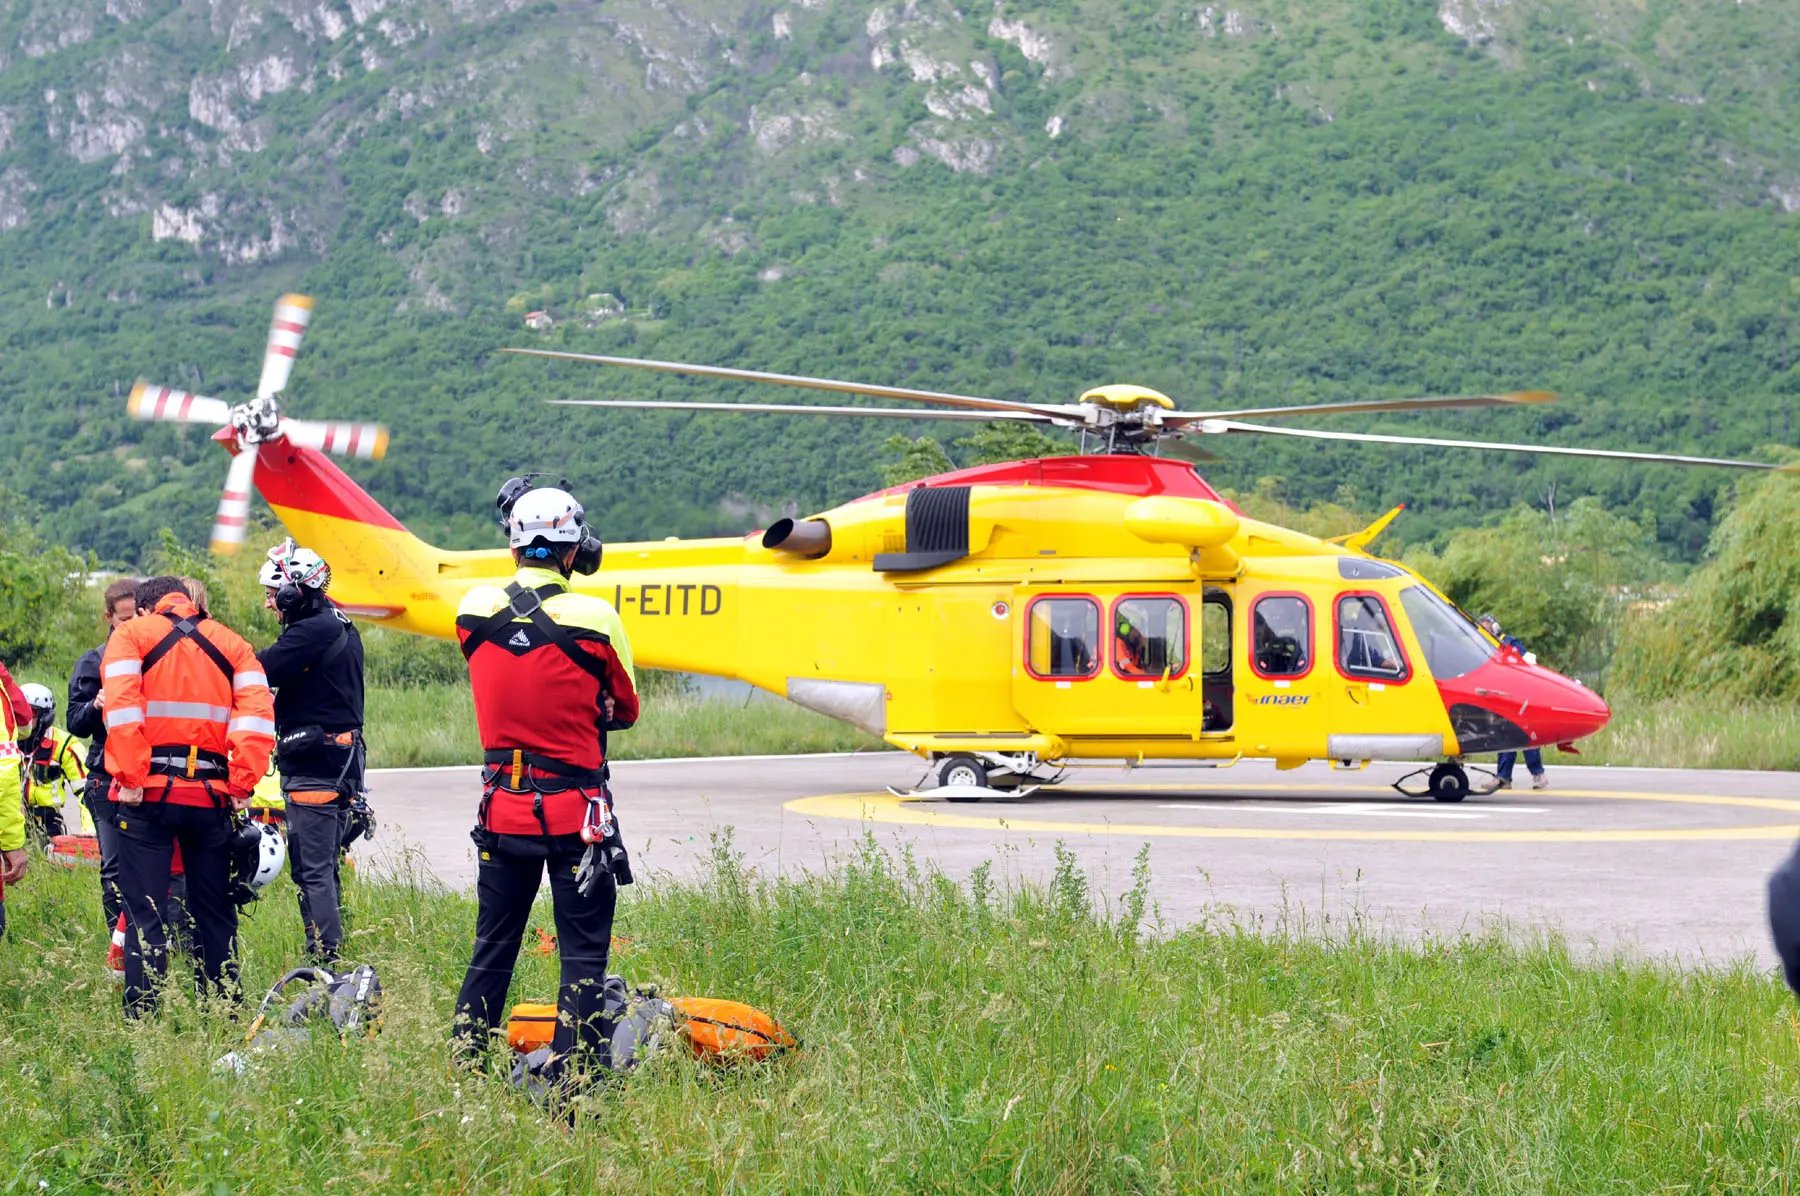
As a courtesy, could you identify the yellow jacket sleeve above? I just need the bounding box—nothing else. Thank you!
[0,754,23,852]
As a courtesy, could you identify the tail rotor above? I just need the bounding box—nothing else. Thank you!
[123,294,390,554]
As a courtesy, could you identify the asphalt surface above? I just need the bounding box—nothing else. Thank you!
[359,754,1800,968]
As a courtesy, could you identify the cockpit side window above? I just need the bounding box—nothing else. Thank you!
[1398,585,1495,681]
[1336,594,1409,681]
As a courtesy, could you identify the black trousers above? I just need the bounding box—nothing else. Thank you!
[114,802,239,1019]
[84,776,124,929]
[286,798,347,963]
[453,831,616,1073]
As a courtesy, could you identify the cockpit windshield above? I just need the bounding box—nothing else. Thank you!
[1398,585,1496,681]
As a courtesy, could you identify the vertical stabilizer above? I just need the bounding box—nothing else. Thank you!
[252,440,503,637]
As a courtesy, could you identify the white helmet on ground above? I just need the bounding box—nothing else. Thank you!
[507,487,585,550]
[19,683,54,714]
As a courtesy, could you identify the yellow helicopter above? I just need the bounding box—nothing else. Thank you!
[125,296,1793,801]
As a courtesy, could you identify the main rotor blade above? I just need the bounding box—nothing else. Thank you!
[1199,419,1797,471]
[507,349,1079,420]
[257,294,314,400]
[210,447,257,554]
[1173,391,1555,423]
[547,399,1050,422]
[127,381,231,426]
[281,418,390,460]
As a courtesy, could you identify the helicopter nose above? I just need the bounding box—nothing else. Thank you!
[1435,656,1611,754]
[1524,668,1611,745]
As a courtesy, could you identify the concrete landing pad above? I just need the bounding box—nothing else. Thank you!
[361,755,1800,968]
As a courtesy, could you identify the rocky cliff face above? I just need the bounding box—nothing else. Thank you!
[0,0,1793,307]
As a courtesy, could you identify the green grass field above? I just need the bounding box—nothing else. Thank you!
[2,837,1798,1193]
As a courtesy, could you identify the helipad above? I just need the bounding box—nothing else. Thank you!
[785,782,1800,843]
[365,754,1800,967]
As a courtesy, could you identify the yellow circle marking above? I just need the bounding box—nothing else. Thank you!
[784,783,1800,843]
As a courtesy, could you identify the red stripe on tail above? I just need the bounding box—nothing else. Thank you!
[253,441,405,531]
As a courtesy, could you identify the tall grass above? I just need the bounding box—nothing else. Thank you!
[1561,696,1800,772]
[1,837,1797,1192]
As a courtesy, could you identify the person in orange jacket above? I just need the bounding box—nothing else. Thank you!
[102,576,275,1017]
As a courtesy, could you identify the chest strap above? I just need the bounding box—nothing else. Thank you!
[142,615,235,682]
[461,582,615,692]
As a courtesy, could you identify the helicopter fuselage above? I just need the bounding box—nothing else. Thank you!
[251,441,1609,770]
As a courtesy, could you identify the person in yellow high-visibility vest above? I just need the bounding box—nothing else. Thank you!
[11,684,89,842]
[0,658,30,939]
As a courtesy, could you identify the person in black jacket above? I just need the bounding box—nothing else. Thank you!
[257,541,365,965]
[66,576,142,930]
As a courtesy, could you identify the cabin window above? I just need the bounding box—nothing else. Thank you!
[1336,594,1408,681]
[1027,596,1100,679]
[1112,597,1187,679]
[1251,595,1312,678]
[1398,586,1494,681]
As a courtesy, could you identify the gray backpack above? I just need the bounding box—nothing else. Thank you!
[510,975,674,1093]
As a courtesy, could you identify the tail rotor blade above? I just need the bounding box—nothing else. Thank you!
[281,418,390,460]
[257,294,315,400]
[127,381,231,426]
[210,447,258,554]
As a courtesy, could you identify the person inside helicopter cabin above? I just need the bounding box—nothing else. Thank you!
[1477,614,1549,791]
[1114,614,1151,676]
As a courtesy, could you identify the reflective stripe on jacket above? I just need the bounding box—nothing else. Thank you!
[102,594,276,806]
[17,727,87,807]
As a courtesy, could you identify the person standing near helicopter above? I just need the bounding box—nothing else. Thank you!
[257,540,366,966]
[450,478,638,1086]
[1477,614,1549,791]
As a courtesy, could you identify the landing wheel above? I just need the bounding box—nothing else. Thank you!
[1428,762,1470,803]
[939,755,989,800]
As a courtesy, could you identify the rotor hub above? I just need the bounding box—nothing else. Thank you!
[230,395,283,445]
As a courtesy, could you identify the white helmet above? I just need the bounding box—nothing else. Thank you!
[232,822,288,892]
[265,538,331,591]
[507,487,585,549]
[19,683,54,714]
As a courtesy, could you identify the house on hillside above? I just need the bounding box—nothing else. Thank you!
[524,310,553,331]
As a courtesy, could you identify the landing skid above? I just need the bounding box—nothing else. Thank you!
[1393,761,1501,802]
[888,782,1043,802]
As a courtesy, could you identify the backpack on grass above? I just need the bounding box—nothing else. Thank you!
[505,978,796,1086]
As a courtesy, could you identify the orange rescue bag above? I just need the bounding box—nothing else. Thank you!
[506,1003,559,1053]
[668,996,797,1061]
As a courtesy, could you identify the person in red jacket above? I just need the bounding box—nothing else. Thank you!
[450,482,637,1084]
[102,576,275,1017]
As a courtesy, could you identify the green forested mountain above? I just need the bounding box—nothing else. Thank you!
[0,0,1795,560]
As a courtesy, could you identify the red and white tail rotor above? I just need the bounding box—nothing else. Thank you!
[126,383,232,426]
[257,293,313,400]
[280,419,389,460]
[122,293,389,554]
[210,445,258,554]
